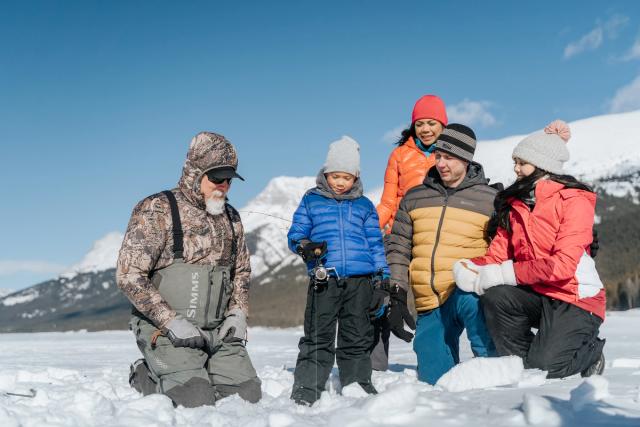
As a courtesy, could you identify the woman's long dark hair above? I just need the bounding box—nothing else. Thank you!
[395,125,415,145]
[486,167,594,239]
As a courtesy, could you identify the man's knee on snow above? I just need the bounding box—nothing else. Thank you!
[129,359,157,396]
[164,377,217,408]
[215,377,262,403]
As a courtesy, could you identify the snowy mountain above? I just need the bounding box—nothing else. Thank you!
[1,111,639,331]
[60,231,123,278]
[0,288,14,298]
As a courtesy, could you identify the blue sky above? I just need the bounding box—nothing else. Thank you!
[2,1,640,291]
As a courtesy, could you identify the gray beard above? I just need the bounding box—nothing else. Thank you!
[205,191,226,216]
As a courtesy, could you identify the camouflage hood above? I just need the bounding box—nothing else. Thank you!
[178,132,240,208]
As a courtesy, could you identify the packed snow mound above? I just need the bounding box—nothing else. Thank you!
[612,358,640,369]
[60,232,123,278]
[522,394,562,426]
[570,376,610,411]
[436,355,525,392]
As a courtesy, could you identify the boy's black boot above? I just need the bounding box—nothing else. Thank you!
[358,382,378,395]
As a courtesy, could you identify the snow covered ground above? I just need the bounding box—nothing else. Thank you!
[1,310,640,426]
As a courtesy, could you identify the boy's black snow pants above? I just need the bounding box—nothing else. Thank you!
[291,276,375,404]
[482,285,605,378]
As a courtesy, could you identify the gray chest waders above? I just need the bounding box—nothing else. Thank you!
[147,190,236,330]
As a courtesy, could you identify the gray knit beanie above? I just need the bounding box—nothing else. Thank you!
[323,135,360,177]
[512,121,571,174]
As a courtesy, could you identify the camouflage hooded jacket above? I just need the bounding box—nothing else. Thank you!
[116,132,251,328]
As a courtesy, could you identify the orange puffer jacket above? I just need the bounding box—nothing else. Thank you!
[377,137,435,232]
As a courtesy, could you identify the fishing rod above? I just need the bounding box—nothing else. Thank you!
[239,210,293,224]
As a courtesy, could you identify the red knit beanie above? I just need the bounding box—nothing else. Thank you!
[411,95,448,126]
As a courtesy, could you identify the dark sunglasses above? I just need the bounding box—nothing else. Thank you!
[206,173,232,185]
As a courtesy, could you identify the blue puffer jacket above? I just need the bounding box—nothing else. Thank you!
[287,173,389,278]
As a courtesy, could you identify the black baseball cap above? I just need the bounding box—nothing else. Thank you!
[205,166,245,181]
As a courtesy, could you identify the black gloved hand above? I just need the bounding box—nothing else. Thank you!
[296,241,327,263]
[369,277,390,320]
[590,228,599,258]
[388,286,416,343]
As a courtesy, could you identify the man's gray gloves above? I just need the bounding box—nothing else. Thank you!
[164,315,206,349]
[218,308,247,343]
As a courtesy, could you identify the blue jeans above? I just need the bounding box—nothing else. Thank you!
[413,288,496,384]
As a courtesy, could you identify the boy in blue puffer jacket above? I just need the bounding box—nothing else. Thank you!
[287,136,390,406]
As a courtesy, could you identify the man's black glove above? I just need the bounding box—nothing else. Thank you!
[296,240,327,263]
[590,228,599,258]
[388,285,416,343]
[369,276,390,320]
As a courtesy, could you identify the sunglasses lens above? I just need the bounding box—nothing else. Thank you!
[207,173,231,184]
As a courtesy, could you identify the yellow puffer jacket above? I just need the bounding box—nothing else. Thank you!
[386,164,497,312]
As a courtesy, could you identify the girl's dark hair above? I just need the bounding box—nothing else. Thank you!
[486,167,594,239]
[395,125,416,146]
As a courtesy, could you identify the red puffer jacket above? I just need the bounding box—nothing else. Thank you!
[377,137,435,232]
[472,179,606,319]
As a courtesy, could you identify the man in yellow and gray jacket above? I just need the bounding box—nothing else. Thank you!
[386,123,497,384]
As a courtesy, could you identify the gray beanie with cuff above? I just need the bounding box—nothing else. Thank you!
[323,136,360,177]
[512,123,571,175]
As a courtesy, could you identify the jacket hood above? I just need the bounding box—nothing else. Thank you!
[424,161,489,194]
[177,132,240,208]
[312,168,364,200]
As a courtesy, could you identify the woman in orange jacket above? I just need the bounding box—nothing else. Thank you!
[453,120,606,379]
[377,95,448,233]
[371,94,448,372]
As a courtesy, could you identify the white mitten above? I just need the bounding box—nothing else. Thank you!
[453,259,480,293]
[477,260,517,294]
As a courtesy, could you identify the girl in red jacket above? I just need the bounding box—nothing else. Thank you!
[453,120,606,379]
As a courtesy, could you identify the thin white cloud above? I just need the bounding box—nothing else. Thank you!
[603,14,629,38]
[621,36,640,61]
[608,75,640,113]
[564,28,603,59]
[0,260,67,276]
[382,124,406,144]
[447,99,497,127]
[564,15,629,59]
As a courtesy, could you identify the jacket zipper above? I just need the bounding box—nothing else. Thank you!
[204,271,213,326]
[338,200,346,276]
[430,193,449,306]
[215,271,227,319]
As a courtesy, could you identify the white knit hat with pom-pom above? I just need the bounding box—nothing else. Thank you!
[512,119,571,175]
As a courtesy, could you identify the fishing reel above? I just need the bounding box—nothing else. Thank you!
[310,248,338,288]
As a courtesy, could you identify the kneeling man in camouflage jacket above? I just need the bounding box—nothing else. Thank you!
[117,132,261,407]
